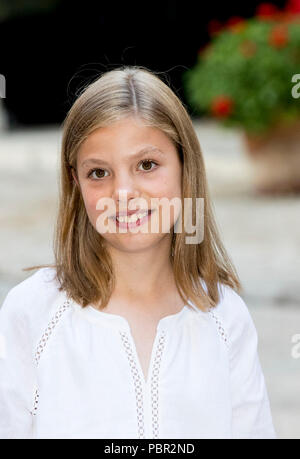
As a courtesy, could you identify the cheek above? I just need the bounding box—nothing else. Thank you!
[152,167,182,227]
[154,166,182,199]
[81,186,102,222]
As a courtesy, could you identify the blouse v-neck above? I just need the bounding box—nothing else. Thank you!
[73,300,199,388]
[73,299,200,386]
[74,299,200,332]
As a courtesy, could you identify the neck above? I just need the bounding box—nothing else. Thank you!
[107,239,175,303]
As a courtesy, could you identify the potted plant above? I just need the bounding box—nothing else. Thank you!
[182,1,300,194]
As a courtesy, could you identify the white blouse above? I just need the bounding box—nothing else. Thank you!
[0,267,276,439]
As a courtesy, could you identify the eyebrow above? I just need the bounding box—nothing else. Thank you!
[80,146,165,168]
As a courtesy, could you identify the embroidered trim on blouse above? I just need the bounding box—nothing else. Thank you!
[34,298,71,365]
[208,307,229,347]
[150,330,166,439]
[31,298,71,416]
[30,388,39,416]
[119,329,167,439]
[119,331,145,439]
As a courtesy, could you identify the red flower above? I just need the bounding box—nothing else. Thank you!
[285,0,300,14]
[269,24,289,48]
[207,19,223,36]
[256,2,279,19]
[227,16,246,33]
[227,16,245,26]
[211,96,234,118]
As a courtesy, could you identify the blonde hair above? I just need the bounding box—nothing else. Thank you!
[24,65,242,311]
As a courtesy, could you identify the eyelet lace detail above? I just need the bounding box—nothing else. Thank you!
[119,329,167,439]
[30,388,39,416]
[150,330,166,439]
[119,331,145,439]
[208,307,229,347]
[31,298,71,416]
[34,298,71,365]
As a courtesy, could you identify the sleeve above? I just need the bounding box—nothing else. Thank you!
[0,288,36,439]
[225,289,277,439]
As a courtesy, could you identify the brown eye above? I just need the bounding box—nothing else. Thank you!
[139,160,157,172]
[88,168,107,179]
[94,169,105,178]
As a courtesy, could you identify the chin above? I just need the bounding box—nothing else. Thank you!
[103,233,167,253]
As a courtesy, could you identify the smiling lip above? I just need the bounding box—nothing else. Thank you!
[114,209,153,228]
[111,209,152,219]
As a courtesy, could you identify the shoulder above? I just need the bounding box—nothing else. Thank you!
[1,267,62,311]
[215,283,254,326]
[208,283,258,351]
[0,267,66,341]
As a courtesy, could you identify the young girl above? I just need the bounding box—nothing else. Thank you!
[0,66,276,439]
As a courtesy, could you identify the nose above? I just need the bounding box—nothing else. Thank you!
[111,174,140,210]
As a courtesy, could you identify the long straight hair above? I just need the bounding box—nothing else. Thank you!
[24,65,242,311]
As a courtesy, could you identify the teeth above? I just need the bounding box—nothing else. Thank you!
[117,211,149,223]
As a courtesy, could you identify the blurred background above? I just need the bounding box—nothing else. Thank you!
[0,0,299,439]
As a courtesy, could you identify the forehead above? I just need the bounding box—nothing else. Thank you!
[77,118,177,162]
